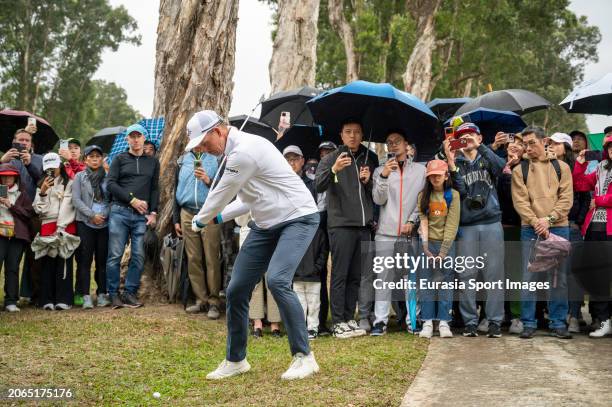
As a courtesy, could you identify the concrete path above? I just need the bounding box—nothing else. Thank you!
[401,334,612,407]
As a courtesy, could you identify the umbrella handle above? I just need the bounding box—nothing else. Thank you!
[364,128,373,166]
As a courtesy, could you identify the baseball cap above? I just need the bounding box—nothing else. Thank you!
[185,110,222,151]
[282,145,303,157]
[83,145,103,156]
[318,141,337,150]
[426,159,448,177]
[67,137,81,146]
[0,164,20,177]
[126,124,148,138]
[569,130,587,140]
[42,153,61,171]
[549,132,573,146]
[603,135,612,149]
[455,122,481,138]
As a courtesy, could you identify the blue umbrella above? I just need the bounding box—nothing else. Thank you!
[427,97,472,122]
[445,107,526,145]
[306,81,439,153]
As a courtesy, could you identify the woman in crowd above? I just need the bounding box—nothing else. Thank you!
[72,145,110,309]
[0,164,34,312]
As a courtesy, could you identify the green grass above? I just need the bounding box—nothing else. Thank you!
[0,305,427,406]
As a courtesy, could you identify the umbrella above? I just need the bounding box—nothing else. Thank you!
[427,97,472,122]
[259,86,322,128]
[306,80,439,158]
[0,109,59,154]
[229,115,277,143]
[108,117,165,162]
[445,108,527,145]
[455,89,552,116]
[31,231,81,260]
[274,125,322,161]
[560,73,612,115]
[86,126,126,153]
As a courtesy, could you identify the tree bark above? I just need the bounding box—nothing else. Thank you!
[402,0,442,100]
[269,0,319,93]
[328,0,358,82]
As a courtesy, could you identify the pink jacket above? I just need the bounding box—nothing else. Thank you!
[572,160,612,237]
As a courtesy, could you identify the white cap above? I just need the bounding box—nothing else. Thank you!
[549,132,573,146]
[42,153,61,171]
[185,110,222,151]
[282,145,303,157]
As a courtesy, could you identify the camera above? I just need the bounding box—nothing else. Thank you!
[466,195,486,210]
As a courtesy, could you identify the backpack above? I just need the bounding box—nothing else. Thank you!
[521,159,561,185]
[425,188,454,215]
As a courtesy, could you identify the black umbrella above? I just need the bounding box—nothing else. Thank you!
[0,109,59,154]
[274,125,322,161]
[86,126,126,153]
[455,89,552,116]
[259,86,322,128]
[560,73,612,115]
[427,97,472,122]
[229,115,277,143]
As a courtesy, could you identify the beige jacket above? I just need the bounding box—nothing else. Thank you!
[33,178,76,229]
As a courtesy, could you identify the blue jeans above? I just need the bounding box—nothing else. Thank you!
[419,241,455,321]
[520,226,569,329]
[105,205,147,296]
[226,213,319,362]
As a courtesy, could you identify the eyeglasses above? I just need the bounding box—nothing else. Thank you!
[386,140,404,147]
[286,157,302,164]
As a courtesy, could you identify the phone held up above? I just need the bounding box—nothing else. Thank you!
[584,150,601,162]
[444,127,455,139]
[387,152,396,161]
[449,138,468,151]
[0,185,7,199]
[59,139,69,151]
[279,111,291,130]
[338,145,350,161]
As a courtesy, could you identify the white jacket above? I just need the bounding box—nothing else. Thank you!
[33,177,75,229]
[193,127,317,230]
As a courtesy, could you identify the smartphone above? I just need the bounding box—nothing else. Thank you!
[506,133,515,143]
[27,117,37,127]
[584,150,601,162]
[279,111,291,129]
[60,139,69,150]
[449,138,468,151]
[0,185,7,199]
[194,159,202,168]
[45,169,55,179]
[12,142,24,152]
[444,127,455,139]
[386,152,396,161]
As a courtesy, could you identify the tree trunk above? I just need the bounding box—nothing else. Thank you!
[328,0,358,82]
[269,0,319,93]
[402,0,442,100]
[147,0,239,300]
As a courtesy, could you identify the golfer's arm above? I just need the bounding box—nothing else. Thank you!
[219,197,249,222]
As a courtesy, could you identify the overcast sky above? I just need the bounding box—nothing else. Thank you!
[94,0,611,133]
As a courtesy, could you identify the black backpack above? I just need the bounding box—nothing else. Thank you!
[520,159,561,185]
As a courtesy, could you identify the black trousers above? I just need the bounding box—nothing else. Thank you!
[328,226,370,324]
[584,227,612,321]
[317,211,330,328]
[38,255,74,307]
[75,222,108,296]
[0,237,26,306]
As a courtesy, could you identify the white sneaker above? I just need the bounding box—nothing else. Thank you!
[281,352,320,380]
[347,320,366,337]
[96,294,111,307]
[55,303,71,311]
[206,359,251,380]
[43,303,55,311]
[439,321,453,338]
[5,304,20,312]
[589,319,612,338]
[477,318,489,333]
[332,322,355,339]
[82,295,94,309]
[568,317,580,333]
[419,320,433,338]
[509,318,523,335]
[186,301,205,314]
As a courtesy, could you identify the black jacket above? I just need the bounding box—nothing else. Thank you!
[294,223,328,282]
[315,144,379,229]
[497,170,521,226]
[107,152,160,212]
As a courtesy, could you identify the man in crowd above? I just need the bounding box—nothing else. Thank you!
[59,138,86,178]
[315,119,379,338]
[106,124,160,309]
[173,132,221,319]
[512,126,574,339]
[370,130,425,336]
[144,140,157,157]
[570,130,597,174]
[445,122,506,338]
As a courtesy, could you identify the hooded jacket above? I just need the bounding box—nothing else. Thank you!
[573,160,612,237]
[315,144,379,229]
[0,164,34,242]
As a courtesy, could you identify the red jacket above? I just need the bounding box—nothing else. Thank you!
[573,160,612,237]
[64,159,86,179]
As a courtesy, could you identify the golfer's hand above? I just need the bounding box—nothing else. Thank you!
[332,154,351,173]
[191,217,205,232]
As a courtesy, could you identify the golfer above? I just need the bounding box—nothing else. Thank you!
[187,110,320,380]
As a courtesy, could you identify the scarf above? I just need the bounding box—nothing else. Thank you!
[86,167,105,202]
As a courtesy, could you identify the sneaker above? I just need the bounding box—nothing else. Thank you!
[439,321,453,338]
[508,318,523,335]
[111,294,123,309]
[589,318,601,332]
[82,295,94,309]
[207,305,221,320]
[550,327,572,339]
[185,301,205,314]
[281,352,319,380]
[5,304,20,312]
[332,322,354,339]
[121,292,143,308]
[462,325,478,337]
[73,294,84,307]
[252,328,263,338]
[347,320,366,337]
[487,323,502,338]
[206,359,251,380]
[308,330,318,340]
[271,329,282,338]
[96,294,111,307]
[43,303,55,311]
[477,318,489,333]
[318,325,331,337]
[568,317,580,333]
[419,321,434,338]
[358,318,371,332]
[370,322,387,336]
[588,319,611,338]
[55,303,71,311]
[520,327,537,339]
